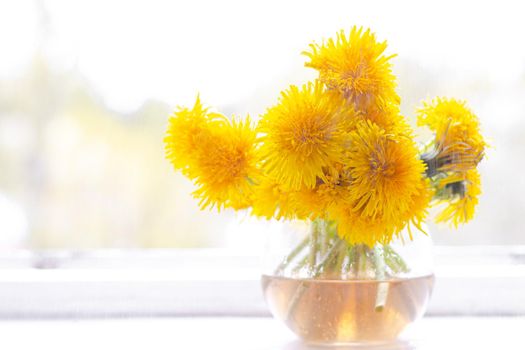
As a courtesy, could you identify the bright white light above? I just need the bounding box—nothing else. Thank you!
[0,0,38,78]
[0,194,28,248]
[39,0,525,113]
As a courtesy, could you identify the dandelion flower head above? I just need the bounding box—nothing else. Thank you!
[257,81,356,190]
[304,26,399,110]
[331,121,431,245]
[165,97,260,210]
[435,169,481,227]
[418,98,486,175]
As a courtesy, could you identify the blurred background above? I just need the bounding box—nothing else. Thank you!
[0,0,522,250]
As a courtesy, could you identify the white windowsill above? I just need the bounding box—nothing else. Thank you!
[0,246,524,318]
[0,316,524,350]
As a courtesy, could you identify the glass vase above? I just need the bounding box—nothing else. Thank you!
[261,220,434,346]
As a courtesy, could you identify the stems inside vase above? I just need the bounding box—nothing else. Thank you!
[373,245,389,311]
[274,219,410,280]
[308,219,319,272]
[273,218,412,316]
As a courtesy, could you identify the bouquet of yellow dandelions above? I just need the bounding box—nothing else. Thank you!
[164,26,486,279]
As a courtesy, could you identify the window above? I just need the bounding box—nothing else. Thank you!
[0,0,523,318]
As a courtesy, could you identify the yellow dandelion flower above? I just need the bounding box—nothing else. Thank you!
[357,101,411,135]
[346,121,427,220]
[251,177,298,220]
[304,26,399,110]
[435,169,481,227]
[257,81,356,190]
[164,96,259,210]
[418,98,486,176]
[330,204,394,246]
[292,165,352,219]
[399,178,434,237]
[192,117,260,210]
[330,121,431,246]
[164,96,217,179]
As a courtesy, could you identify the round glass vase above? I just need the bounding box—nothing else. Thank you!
[261,220,434,346]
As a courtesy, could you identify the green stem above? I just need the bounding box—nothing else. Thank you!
[373,246,386,281]
[273,235,309,275]
[315,239,345,277]
[373,245,389,312]
[309,219,319,272]
[320,220,329,256]
[334,242,347,276]
[345,245,356,276]
[357,245,369,279]
[383,245,410,275]
[291,255,309,275]
[284,239,345,321]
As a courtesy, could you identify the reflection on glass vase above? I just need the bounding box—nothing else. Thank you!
[261,219,434,346]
